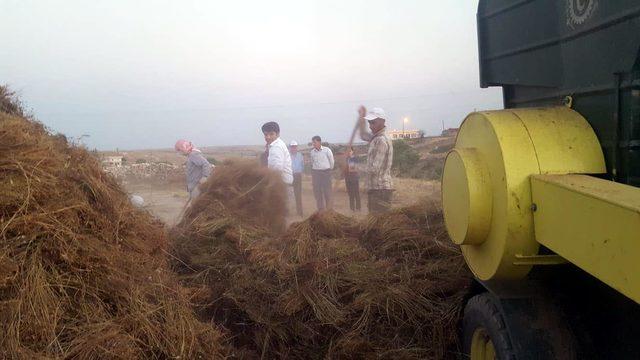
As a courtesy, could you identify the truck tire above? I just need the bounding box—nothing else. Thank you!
[463,293,517,360]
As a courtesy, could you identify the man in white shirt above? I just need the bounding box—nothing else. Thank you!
[309,135,334,210]
[261,121,293,186]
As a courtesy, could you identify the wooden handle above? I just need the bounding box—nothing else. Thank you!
[348,119,359,148]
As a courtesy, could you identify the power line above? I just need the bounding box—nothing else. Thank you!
[36,88,494,117]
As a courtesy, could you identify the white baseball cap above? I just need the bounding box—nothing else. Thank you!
[289,140,298,146]
[364,107,386,121]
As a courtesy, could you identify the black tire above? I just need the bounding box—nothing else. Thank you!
[463,293,517,360]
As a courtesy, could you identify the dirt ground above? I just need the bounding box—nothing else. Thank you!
[114,136,451,226]
[124,175,441,227]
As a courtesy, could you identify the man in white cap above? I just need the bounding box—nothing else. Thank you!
[357,106,394,213]
[289,140,304,216]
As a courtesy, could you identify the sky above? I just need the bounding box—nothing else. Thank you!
[1,0,502,150]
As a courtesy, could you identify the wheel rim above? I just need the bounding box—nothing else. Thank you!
[471,327,496,360]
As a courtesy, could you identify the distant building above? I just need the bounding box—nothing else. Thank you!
[389,129,423,140]
[442,128,459,137]
[102,155,123,168]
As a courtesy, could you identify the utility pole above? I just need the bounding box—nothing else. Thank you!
[403,117,409,138]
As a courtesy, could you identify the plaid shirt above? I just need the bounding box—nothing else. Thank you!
[360,127,393,190]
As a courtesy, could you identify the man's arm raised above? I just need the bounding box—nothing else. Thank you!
[358,105,373,142]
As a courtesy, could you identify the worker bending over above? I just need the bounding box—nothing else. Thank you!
[357,106,394,213]
[310,135,334,210]
[174,139,213,201]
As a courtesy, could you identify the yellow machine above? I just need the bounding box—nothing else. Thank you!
[444,1,640,358]
[444,106,640,301]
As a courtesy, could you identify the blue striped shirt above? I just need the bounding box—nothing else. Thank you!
[291,152,304,174]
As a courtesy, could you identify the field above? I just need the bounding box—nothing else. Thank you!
[125,175,442,226]
[118,137,452,225]
[111,145,266,166]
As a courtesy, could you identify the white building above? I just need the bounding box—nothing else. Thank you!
[388,129,422,140]
[102,155,123,168]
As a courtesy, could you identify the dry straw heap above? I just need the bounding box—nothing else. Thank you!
[172,160,473,359]
[1,85,472,359]
[0,87,230,359]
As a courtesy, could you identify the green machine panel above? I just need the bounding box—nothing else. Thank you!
[477,0,640,186]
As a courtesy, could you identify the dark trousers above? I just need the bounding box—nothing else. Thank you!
[292,173,303,216]
[311,169,332,210]
[345,175,361,211]
[367,189,393,214]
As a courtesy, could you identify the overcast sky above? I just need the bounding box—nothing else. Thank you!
[1,0,502,150]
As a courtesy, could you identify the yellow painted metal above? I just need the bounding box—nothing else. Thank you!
[516,107,606,175]
[531,174,640,304]
[470,328,496,360]
[442,107,605,281]
[443,148,492,245]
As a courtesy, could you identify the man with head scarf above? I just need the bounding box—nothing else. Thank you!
[175,139,213,201]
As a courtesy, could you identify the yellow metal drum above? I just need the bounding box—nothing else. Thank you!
[442,107,605,281]
[442,148,492,246]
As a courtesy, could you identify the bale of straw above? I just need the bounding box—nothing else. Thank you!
[0,108,232,359]
[172,160,473,359]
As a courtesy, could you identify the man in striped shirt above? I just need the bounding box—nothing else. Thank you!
[357,106,394,213]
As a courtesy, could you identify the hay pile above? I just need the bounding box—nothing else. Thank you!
[0,86,471,359]
[170,160,288,350]
[172,161,472,359]
[0,93,231,359]
[186,159,287,233]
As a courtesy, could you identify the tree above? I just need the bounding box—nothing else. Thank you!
[392,139,420,177]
